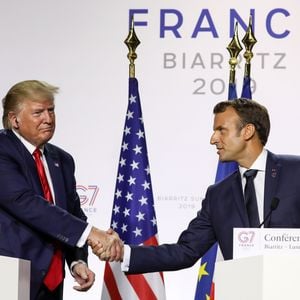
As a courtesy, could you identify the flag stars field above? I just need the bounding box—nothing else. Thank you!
[115,189,122,199]
[113,205,120,215]
[145,166,150,175]
[127,110,134,120]
[121,142,129,151]
[111,221,118,230]
[133,227,142,237]
[138,196,148,206]
[136,129,144,139]
[127,176,136,186]
[129,94,136,104]
[117,173,124,183]
[136,211,145,221]
[123,207,130,217]
[151,217,157,226]
[142,180,150,190]
[133,145,142,154]
[124,126,131,135]
[125,192,133,201]
[130,160,139,170]
[121,224,128,233]
[119,158,126,167]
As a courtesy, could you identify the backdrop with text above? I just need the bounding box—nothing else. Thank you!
[0,1,298,299]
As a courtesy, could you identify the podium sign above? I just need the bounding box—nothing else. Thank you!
[233,228,300,259]
[215,228,300,299]
[0,255,30,300]
[215,254,300,300]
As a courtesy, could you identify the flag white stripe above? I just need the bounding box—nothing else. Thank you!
[144,272,166,299]
[102,262,138,299]
[101,283,110,300]
[103,262,166,299]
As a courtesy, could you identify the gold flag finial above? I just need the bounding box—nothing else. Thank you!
[242,15,257,77]
[227,22,243,84]
[124,17,140,78]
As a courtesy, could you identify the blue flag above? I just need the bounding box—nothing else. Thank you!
[241,75,252,99]
[194,81,239,300]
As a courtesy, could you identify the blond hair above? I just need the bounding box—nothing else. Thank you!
[2,80,59,129]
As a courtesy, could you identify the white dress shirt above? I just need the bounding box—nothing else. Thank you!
[239,148,268,225]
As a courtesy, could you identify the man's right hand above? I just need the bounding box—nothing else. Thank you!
[87,227,123,262]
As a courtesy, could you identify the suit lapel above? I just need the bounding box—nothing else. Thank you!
[6,130,44,195]
[264,151,281,225]
[231,171,249,227]
[44,145,67,210]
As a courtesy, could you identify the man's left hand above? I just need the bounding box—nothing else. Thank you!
[72,262,95,292]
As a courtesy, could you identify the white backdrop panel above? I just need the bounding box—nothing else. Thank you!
[0,1,298,299]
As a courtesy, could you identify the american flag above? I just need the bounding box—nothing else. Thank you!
[101,77,166,299]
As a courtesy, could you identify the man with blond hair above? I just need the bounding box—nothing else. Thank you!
[0,80,122,300]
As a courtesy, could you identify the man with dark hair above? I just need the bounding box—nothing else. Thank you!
[0,80,122,300]
[92,98,300,275]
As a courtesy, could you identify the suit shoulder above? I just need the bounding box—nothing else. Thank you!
[0,129,21,150]
[208,170,239,191]
[45,143,74,161]
[273,153,300,165]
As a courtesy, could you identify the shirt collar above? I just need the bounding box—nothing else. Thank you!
[12,130,45,155]
[239,148,268,176]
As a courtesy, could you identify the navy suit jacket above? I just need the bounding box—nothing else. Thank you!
[128,151,300,274]
[0,129,88,299]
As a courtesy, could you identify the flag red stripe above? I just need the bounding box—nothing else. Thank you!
[210,281,215,300]
[104,263,122,300]
[144,235,158,246]
[127,274,157,300]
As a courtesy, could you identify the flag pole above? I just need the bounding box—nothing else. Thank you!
[242,15,257,79]
[124,18,140,78]
[227,23,243,85]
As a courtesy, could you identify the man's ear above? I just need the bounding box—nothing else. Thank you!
[7,111,19,129]
[243,123,256,141]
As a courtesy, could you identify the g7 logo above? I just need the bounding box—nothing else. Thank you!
[238,231,255,243]
[77,185,99,206]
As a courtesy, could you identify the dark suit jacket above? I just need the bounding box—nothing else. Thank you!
[0,129,89,299]
[128,151,300,273]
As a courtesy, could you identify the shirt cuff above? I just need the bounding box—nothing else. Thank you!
[121,244,131,272]
[76,223,93,247]
[70,260,87,277]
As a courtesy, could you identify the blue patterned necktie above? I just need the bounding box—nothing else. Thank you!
[244,169,260,227]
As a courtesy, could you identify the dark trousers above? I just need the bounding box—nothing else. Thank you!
[36,283,63,300]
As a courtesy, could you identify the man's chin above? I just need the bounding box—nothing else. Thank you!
[40,132,54,144]
[219,157,235,163]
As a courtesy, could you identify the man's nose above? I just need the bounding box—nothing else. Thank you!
[210,132,218,145]
[42,111,53,123]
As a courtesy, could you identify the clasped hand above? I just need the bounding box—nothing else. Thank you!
[87,227,123,262]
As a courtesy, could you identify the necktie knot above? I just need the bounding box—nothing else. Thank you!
[33,148,42,159]
[244,169,258,179]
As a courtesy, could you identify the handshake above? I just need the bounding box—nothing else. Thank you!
[87,227,124,262]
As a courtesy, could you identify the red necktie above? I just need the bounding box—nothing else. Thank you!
[33,148,63,291]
